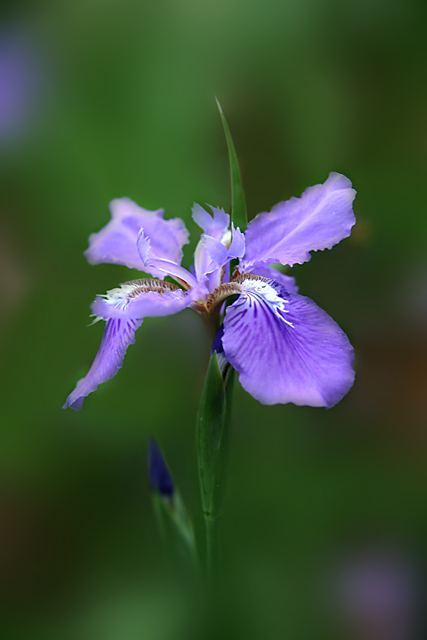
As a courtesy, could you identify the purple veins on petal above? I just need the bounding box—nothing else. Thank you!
[222,277,355,408]
[84,197,190,272]
[63,316,143,410]
[241,172,356,272]
[64,280,191,410]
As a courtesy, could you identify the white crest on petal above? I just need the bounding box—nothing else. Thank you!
[240,278,294,328]
[100,279,182,312]
[100,283,137,310]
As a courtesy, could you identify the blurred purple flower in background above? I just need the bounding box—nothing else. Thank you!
[64,172,356,411]
[332,547,419,640]
[0,27,42,143]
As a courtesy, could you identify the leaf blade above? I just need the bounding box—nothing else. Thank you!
[216,98,248,233]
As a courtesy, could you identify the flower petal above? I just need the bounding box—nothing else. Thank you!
[222,277,355,407]
[63,317,143,410]
[249,265,299,293]
[201,235,229,268]
[192,203,229,238]
[85,197,190,271]
[194,223,246,291]
[241,173,356,271]
[228,224,245,259]
[137,231,199,289]
[192,204,231,286]
[63,281,190,410]
[92,280,191,320]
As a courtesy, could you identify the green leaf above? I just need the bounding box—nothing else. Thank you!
[197,352,234,521]
[152,489,198,568]
[216,98,248,232]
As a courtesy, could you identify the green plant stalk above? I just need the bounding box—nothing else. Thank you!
[205,516,221,581]
[197,354,234,581]
[196,101,242,581]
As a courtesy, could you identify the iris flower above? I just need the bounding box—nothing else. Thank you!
[64,172,356,410]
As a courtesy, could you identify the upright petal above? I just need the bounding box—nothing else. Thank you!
[192,203,229,238]
[194,221,246,291]
[63,280,190,410]
[200,235,229,269]
[228,224,246,260]
[192,204,231,287]
[221,277,355,408]
[85,197,189,271]
[241,173,356,271]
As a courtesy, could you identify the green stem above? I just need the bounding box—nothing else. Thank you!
[205,516,221,582]
[197,354,234,584]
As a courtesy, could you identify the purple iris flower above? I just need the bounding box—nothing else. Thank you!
[64,172,356,411]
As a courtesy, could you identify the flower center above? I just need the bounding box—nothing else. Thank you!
[204,272,293,327]
[205,272,266,312]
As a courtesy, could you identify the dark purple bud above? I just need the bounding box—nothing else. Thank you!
[148,437,174,498]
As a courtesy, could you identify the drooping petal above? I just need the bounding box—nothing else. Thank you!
[63,280,190,410]
[250,265,299,293]
[63,317,143,411]
[85,197,190,271]
[221,277,355,408]
[240,173,356,271]
[91,279,191,320]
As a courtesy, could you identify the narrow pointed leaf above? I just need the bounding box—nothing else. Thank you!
[216,98,248,233]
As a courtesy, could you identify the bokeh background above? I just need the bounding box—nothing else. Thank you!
[1,0,426,638]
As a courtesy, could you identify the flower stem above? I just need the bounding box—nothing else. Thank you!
[205,516,221,582]
[197,354,234,584]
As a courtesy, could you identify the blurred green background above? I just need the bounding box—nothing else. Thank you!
[1,0,426,638]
